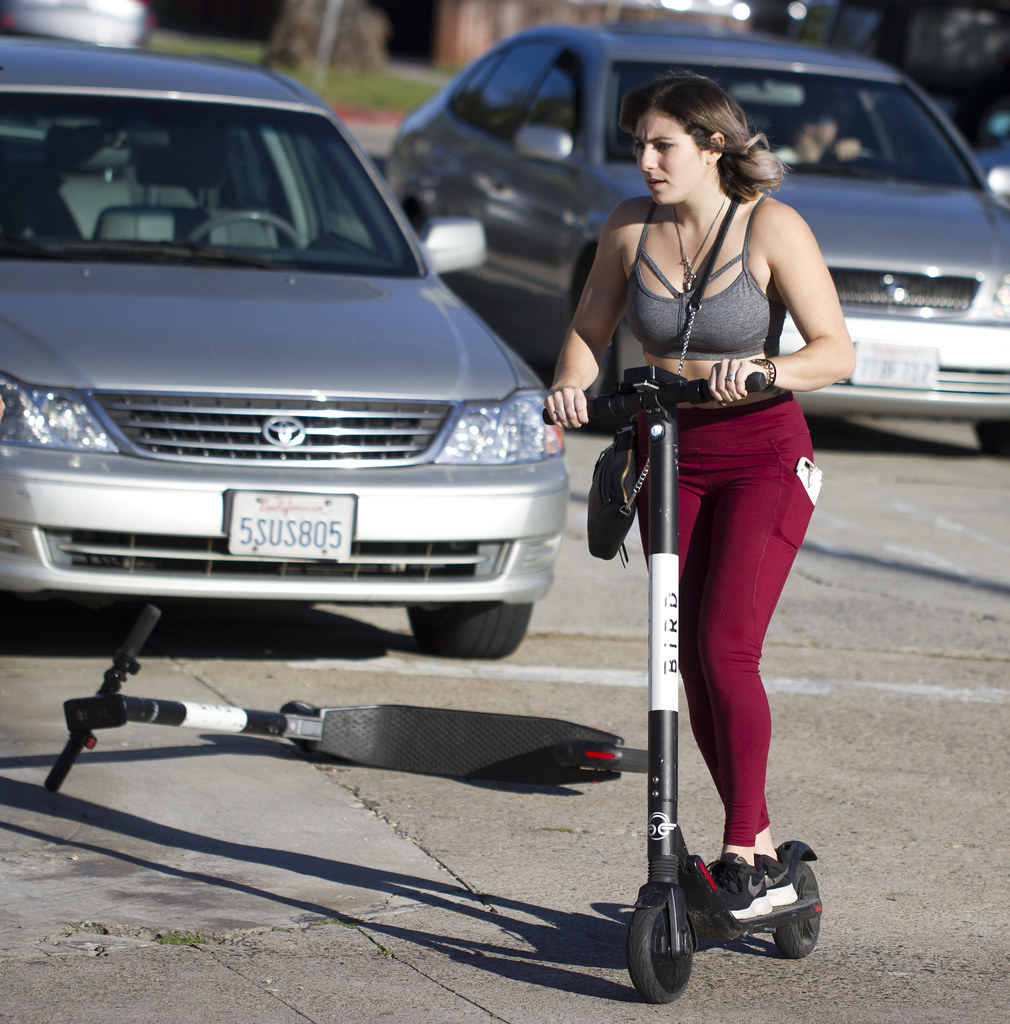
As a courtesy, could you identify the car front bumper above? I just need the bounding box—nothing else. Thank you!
[0,446,568,605]
[782,313,1010,421]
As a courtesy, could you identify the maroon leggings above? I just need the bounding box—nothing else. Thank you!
[636,393,815,846]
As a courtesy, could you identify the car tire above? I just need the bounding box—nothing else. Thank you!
[974,420,1010,456]
[408,601,533,659]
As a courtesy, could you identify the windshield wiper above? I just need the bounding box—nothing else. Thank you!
[60,238,282,269]
[0,233,67,259]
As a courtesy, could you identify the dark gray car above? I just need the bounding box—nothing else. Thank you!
[386,22,1010,455]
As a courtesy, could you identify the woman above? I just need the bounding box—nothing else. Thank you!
[545,71,854,920]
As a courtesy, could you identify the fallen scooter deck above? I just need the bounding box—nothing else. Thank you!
[46,604,649,792]
[57,691,640,786]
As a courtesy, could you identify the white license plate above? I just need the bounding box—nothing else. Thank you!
[851,341,939,390]
[228,492,355,560]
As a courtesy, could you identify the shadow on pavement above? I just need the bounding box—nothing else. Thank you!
[0,595,415,661]
[0,771,644,999]
[806,415,981,457]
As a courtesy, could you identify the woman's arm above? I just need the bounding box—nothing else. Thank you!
[749,198,855,393]
[545,200,646,428]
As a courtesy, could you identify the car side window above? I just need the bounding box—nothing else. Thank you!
[521,52,581,139]
[451,41,560,141]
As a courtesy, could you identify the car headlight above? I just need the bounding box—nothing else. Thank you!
[435,390,563,464]
[0,374,116,452]
[994,273,1010,318]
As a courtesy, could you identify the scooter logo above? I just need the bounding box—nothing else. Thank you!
[648,811,678,840]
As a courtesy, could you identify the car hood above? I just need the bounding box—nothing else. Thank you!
[600,162,1010,273]
[0,262,525,399]
[778,177,1010,272]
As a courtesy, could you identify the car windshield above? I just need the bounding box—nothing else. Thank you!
[608,62,976,188]
[0,94,419,276]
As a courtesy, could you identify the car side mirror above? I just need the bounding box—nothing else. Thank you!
[514,123,573,163]
[988,163,1010,200]
[419,216,487,274]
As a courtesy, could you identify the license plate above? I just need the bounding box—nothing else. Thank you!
[851,341,939,390]
[228,492,355,560]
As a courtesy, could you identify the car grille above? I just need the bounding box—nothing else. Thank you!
[831,269,978,313]
[92,392,456,465]
[47,530,501,580]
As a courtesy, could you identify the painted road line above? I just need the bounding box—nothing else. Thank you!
[286,656,1008,703]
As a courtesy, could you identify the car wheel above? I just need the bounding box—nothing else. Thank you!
[407,601,533,659]
[974,420,1010,456]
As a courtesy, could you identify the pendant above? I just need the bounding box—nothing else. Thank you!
[682,258,697,291]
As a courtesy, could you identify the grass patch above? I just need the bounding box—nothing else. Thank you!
[155,931,208,945]
[149,36,446,113]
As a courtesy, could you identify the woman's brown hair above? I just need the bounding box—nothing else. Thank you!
[619,70,785,200]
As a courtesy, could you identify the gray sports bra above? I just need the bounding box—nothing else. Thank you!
[626,197,785,361]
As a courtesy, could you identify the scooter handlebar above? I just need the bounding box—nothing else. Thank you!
[116,603,161,665]
[44,603,162,793]
[542,370,768,430]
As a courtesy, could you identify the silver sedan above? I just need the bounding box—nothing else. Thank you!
[0,38,568,659]
[387,22,1010,455]
[0,0,153,48]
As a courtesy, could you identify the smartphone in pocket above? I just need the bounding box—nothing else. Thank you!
[795,456,824,505]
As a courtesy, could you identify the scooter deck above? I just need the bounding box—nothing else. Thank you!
[58,694,628,787]
[679,843,822,943]
[317,704,625,784]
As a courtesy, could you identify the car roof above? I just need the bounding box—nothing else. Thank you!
[0,36,329,111]
[505,21,905,81]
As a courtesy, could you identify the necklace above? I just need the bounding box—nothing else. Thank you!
[672,197,727,291]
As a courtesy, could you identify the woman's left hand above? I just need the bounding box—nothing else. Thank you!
[708,359,751,405]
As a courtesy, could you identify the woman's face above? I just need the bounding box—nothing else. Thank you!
[633,108,720,204]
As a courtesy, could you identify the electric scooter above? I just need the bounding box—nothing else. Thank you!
[581,365,822,1002]
[44,603,650,793]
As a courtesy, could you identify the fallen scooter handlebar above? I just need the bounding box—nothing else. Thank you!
[543,368,768,433]
[44,603,162,793]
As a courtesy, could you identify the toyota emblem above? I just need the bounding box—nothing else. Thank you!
[262,415,307,447]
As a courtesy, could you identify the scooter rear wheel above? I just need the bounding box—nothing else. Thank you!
[279,701,321,753]
[625,904,693,1003]
[773,860,821,959]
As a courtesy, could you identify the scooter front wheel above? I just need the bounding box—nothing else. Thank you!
[625,904,693,1003]
[773,859,821,959]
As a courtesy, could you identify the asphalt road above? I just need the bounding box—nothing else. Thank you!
[2,413,1009,1023]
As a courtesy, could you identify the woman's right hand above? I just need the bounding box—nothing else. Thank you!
[544,385,588,429]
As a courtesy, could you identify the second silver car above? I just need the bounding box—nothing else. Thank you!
[387,22,1010,455]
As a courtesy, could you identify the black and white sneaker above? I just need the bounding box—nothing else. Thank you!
[707,854,773,920]
[755,853,799,907]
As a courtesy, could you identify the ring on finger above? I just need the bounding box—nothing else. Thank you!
[726,373,736,382]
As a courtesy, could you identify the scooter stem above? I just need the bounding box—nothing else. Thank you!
[644,392,687,883]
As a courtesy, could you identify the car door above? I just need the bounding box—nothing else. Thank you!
[441,41,586,368]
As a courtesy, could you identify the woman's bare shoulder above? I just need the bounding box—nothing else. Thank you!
[603,195,654,233]
[751,194,813,236]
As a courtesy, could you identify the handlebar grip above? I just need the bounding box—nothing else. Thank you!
[745,370,769,393]
[44,732,90,793]
[117,604,161,663]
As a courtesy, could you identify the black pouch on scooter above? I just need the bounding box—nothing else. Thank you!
[587,423,643,562]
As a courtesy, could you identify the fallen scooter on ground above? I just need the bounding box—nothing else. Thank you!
[44,603,647,793]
